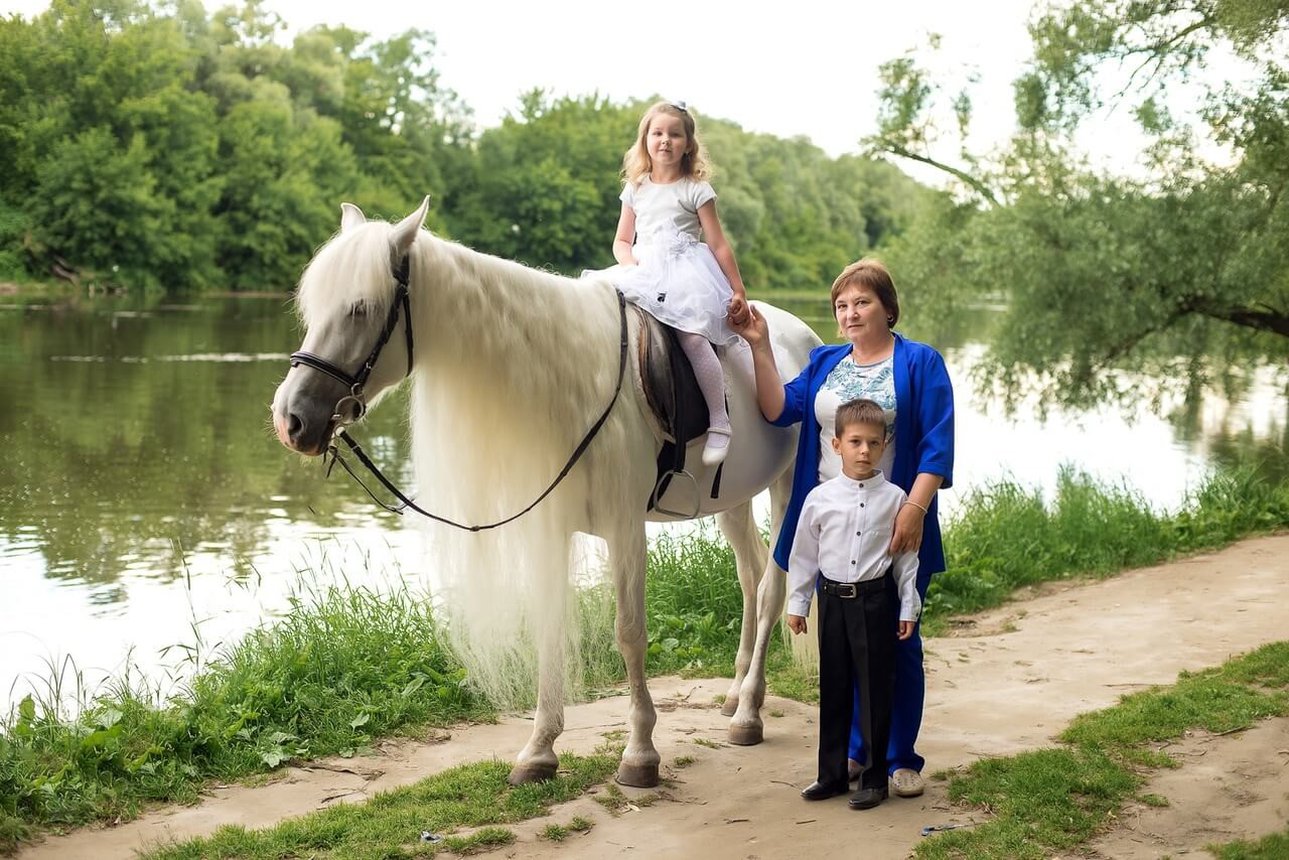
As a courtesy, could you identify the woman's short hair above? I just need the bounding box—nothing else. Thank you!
[829,258,900,328]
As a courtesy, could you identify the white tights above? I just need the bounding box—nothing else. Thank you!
[677,331,730,433]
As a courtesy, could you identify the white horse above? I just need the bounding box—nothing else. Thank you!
[270,198,821,787]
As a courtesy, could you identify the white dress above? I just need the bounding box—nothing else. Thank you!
[588,176,738,347]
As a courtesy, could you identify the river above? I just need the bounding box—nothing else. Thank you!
[0,291,1283,711]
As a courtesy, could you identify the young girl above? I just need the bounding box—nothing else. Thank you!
[593,101,750,467]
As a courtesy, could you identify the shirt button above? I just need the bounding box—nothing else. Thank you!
[860,503,865,508]
[856,531,861,536]
[850,560,856,565]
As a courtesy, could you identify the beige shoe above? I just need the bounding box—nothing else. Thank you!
[890,768,924,797]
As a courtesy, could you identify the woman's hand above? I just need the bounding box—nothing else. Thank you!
[889,503,925,555]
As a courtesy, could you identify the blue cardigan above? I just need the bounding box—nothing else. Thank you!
[771,334,955,582]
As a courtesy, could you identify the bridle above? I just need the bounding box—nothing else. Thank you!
[289,256,414,425]
[287,255,630,532]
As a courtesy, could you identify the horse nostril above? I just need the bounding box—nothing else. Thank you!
[287,412,304,442]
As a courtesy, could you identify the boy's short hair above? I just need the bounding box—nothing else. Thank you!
[835,398,887,438]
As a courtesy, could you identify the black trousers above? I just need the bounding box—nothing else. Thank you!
[815,574,897,791]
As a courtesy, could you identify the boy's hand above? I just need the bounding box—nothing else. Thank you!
[897,620,915,640]
[787,614,807,635]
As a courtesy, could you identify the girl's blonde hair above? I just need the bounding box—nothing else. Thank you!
[622,101,712,186]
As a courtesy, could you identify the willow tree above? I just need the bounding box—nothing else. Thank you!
[870,0,1289,411]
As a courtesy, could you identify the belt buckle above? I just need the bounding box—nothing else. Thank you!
[836,582,857,599]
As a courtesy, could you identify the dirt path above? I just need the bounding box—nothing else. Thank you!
[19,534,1289,860]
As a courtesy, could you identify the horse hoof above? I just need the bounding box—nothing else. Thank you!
[615,762,660,788]
[727,722,763,746]
[507,761,557,785]
[719,697,739,717]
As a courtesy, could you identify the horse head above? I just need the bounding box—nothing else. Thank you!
[271,197,430,455]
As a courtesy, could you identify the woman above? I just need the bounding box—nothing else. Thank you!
[730,258,954,798]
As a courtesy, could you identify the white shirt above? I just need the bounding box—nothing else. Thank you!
[787,470,921,622]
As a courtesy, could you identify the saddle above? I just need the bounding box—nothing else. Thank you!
[630,305,723,513]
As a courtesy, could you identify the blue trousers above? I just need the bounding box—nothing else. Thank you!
[848,573,930,773]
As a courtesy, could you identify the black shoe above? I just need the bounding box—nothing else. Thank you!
[848,787,889,810]
[800,780,848,801]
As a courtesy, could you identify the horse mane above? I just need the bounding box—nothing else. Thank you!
[299,217,634,709]
[295,223,402,331]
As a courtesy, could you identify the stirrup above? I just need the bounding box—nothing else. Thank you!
[650,469,701,519]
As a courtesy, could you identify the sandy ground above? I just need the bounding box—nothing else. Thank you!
[18,533,1289,860]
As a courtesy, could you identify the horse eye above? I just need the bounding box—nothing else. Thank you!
[348,302,371,318]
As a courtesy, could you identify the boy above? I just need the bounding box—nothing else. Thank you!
[787,398,920,810]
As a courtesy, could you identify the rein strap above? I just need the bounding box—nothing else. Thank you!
[328,289,630,532]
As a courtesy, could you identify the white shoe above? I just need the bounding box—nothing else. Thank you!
[890,768,924,797]
[701,427,732,467]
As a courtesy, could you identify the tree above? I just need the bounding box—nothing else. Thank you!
[444,91,635,273]
[868,0,1289,410]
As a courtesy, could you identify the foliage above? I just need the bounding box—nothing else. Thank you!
[0,1,928,293]
[0,0,468,291]
[447,91,931,286]
[869,0,1289,411]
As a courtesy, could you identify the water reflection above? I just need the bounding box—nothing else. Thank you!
[0,293,1282,710]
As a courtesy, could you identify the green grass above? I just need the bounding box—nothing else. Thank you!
[641,524,752,675]
[914,642,1289,859]
[140,749,618,859]
[1211,830,1289,859]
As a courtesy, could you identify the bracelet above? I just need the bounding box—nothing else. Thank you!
[902,499,929,516]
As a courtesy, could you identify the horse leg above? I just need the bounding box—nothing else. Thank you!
[727,467,792,746]
[715,501,768,718]
[508,551,569,785]
[608,522,660,787]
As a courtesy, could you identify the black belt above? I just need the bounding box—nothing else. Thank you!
[819,572,890,599]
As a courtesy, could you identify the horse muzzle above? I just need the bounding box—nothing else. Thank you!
[272,385,363,456]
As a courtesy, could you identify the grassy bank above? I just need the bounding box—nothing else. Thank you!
[914,641,1289,859]
[2,462,1287,853]
[924,463,1289,633]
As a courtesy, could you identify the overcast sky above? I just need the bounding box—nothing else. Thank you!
[3,0,1043,160]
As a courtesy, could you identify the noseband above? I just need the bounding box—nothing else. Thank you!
[289,255,413,426]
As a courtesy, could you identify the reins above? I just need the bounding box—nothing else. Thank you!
[292,256,630,533]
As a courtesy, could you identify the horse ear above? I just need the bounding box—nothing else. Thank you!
[340,203,366,232]
[391,196,430,256]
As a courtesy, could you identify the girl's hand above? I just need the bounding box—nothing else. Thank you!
[889,503,925,555]
[727,295,749,327]
[897,620,914,640]
[730,304,768,346]
[787,614,807,635]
